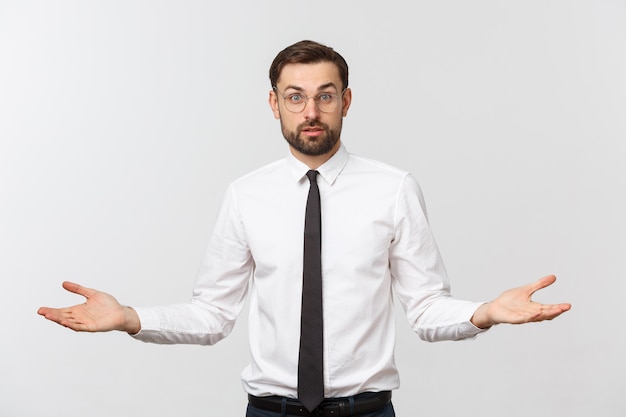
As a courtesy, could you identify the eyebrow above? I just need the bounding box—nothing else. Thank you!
[283,82,339,93]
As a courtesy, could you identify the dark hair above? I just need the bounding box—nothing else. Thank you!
[269,40,349,90]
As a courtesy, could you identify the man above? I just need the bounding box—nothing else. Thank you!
[38,40,571,417]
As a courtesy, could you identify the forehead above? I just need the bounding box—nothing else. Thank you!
[276,62,342,91]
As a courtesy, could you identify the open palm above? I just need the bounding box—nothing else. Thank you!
[38,281,138,333]
[472,275,571,328]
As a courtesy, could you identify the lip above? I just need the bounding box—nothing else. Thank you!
[301,127,324,137]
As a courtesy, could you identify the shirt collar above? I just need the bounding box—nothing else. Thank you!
[286,143,349,186]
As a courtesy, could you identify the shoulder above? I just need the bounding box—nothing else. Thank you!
[345,152,426,206]
[230,158,289,189]
[344,153,417,186]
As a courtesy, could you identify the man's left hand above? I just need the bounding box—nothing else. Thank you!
[470,275,571,329]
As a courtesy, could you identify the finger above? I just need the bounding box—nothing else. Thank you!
[38,305,91,331]
[553,302,572,313]
[37,306,68,324]
[539,303,572,320]
[62,281,96,299]
[560,302,572,311]
[527,275,557,296]
[528,302,572,322]
[37,306,51,317]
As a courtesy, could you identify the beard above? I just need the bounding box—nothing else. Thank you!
[281,119,342,156]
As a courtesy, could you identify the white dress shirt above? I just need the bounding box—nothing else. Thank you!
[132,144,486,398]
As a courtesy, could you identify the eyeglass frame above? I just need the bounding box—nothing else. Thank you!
[272,86,348,113]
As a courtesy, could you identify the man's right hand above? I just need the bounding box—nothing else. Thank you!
[38,281,141,334]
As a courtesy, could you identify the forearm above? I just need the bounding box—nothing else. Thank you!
[408,297,488,342]
[130,301,238,345]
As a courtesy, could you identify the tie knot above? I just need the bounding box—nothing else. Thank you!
[306,170,319,183]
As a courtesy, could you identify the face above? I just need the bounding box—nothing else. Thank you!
[269,62,352,159]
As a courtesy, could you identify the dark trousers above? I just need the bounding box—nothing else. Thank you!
[246,402,396,417]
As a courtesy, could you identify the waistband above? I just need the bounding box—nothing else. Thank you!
[248,391,392,416]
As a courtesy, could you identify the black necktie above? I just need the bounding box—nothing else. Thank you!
[298,170,324,412]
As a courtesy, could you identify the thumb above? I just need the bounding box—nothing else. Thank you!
[62,281,96,299]
[527,275,557,297]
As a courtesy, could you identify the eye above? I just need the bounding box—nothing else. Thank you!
[317,93,333,102]
[287,94,303,103]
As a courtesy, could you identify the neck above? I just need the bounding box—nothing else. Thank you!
[290,141,341,170]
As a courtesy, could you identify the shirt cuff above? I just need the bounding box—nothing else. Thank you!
[459,302,490,338]
[128,307,164,342]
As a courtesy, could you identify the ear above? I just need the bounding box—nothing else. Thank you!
[341,88,352,117]
[269,90,281,119]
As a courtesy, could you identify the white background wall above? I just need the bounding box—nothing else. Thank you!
[1,1,624,416]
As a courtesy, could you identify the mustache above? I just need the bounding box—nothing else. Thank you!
[298,121,328,130]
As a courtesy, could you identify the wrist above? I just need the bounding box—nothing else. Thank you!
[122,306,141,334]
[470,302,496,329]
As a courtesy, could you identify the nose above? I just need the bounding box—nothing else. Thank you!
[303,97,321,120]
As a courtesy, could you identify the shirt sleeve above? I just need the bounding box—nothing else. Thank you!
[131,184,253,345]
[389,174,487,342]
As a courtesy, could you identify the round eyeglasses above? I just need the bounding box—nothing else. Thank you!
[273,87,346,113]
